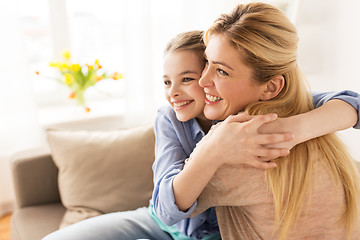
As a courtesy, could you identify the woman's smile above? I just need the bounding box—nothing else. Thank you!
[205,93,223,104]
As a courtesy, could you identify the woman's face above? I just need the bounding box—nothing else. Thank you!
[163,50,206,122]
[199,34,266,120]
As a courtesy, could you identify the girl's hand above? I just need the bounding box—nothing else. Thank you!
[191,113,293,169]
[259,99,359,151]
[258,117,299,150]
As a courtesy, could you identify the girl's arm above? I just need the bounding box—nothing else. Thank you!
[152,106,211,227]
[153,106,291,223]
[173,90,360,211]
[173,113,292,211]
[260,90,360,149]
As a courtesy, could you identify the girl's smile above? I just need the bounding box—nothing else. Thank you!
[163,49,206,122]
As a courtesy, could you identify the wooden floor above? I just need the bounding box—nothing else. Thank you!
[0,214,11,240]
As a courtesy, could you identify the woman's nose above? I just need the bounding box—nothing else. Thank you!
[199,65,213,88]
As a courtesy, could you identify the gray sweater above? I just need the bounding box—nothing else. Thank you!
[192,160,360,239]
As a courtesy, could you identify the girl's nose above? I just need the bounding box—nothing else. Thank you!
[169,85,181,98]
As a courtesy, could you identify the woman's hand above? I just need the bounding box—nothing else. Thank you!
[190,112,293,170]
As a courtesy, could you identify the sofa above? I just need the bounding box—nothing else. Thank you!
[10,125,155,240]
[10,123,360,240]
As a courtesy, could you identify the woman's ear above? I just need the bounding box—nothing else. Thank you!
[260,75,285,101]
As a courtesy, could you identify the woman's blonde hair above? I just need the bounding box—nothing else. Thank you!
[205,3,360,239]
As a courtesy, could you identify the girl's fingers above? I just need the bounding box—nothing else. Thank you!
[255,148,290,159]
[225,112,255,123]
[246,159,277,169]
[246,113,278,131]
[256,132,294,145]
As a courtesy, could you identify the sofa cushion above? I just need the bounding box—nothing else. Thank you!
[46,125,155,228]
[11,203,66,240]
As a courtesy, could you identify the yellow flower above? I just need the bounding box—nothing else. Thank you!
[61,63,70,70]
[49,62,62,68]
[62,50,71,60]
[69,92,76,99]
[71,64,81,72]
[95,75,103,82]
[86,64,93,71]
[111,72,123,80]
[94,59,102,69]
[47,52,123,111]
[64,73,73,85]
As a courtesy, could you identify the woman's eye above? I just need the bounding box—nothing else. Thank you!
[183,78,195,82]
[164,80,171,85]
[217,68,229,77]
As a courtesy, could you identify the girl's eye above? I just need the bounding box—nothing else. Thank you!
[217,68,229,77]
[164,80,171,85]
[204,58,209,67]
[183,77,195,82]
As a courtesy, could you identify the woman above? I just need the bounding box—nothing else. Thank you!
[182,3,360,239]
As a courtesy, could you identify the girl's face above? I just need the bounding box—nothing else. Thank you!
[199,34,266,120]
[163,50,206,122]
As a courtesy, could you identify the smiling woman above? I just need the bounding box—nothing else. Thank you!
[201,34,267,121]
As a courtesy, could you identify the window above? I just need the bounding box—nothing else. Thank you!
[20,0,126,122]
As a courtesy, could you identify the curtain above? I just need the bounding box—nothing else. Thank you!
[0,0,44,217]
[295,0,360,161]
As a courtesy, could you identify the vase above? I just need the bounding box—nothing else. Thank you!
[74,89,86,108]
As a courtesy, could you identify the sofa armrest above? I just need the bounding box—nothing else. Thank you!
[11,147,61,208]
